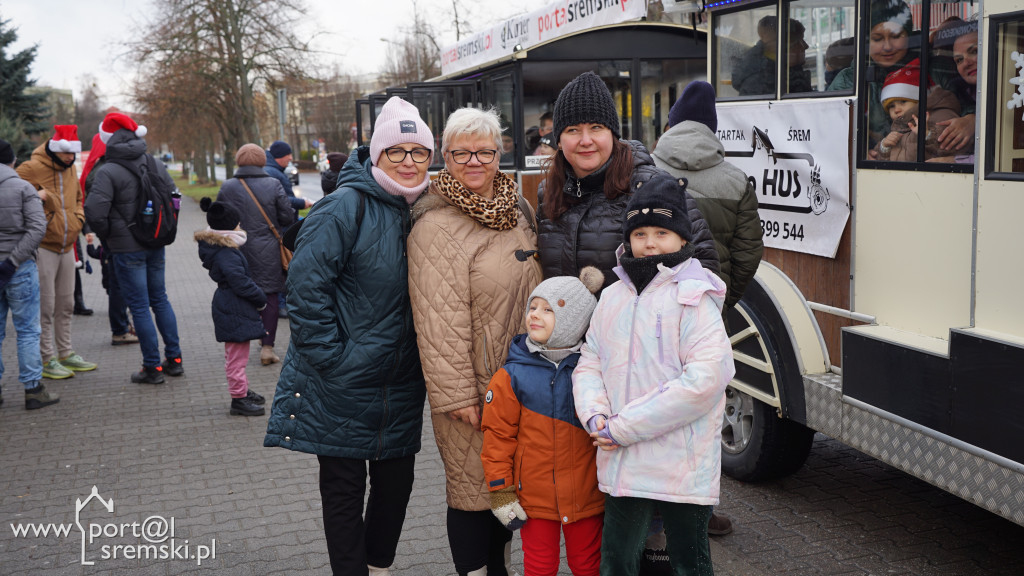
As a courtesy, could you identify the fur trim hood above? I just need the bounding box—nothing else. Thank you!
[194,229,242,248]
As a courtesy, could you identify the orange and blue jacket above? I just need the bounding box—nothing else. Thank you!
[481,334,604,524]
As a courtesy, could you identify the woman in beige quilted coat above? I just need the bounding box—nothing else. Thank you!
[408,107,542,576]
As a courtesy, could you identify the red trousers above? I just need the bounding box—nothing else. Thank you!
[520,514,602,576]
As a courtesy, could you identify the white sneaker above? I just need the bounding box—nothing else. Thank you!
[367,565,391,576]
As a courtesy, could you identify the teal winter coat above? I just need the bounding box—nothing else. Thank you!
[264,148,425,460]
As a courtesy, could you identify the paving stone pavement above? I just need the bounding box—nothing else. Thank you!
[1,194,1021,575]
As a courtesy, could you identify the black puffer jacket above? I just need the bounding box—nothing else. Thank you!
[537,140,719,289]
[215,166,295,294]
[195,230,267,343]
[85,130,177,253]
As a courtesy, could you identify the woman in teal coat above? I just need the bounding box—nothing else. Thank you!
[264,97,433,576]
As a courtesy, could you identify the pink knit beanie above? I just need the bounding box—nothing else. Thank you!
[369,97,434,166]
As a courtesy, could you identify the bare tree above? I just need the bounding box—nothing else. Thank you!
[74,75,105,146]
[381,5,441,86]
[128,0,315,172]
[134,53,223,184]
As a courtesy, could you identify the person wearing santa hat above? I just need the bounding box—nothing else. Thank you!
[871,59,965,162]
[16,125,98,380]
[85,112,182,385]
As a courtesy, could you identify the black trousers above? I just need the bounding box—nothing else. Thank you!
[447,507,513,576]
[318,454,416,576]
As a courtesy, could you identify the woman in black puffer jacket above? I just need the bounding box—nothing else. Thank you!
[537,72,719,291]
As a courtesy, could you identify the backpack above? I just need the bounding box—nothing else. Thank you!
[281,189,364,252]
[108,155,179,248]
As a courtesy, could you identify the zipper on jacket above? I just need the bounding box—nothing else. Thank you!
[656,311,664,364]
[572,195,596,275]
[625,293,640,401]
[59,172,68,249]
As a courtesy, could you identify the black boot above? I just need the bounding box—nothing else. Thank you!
[131,365,165,385]
[161,357,184,377]
[245,389,265,405]
[73,270,93,315]
[230,397,265,416]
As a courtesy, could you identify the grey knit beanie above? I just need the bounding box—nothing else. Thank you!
[552,72,621,146]
[527,267,604,349]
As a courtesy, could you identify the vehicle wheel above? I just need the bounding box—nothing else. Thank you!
[722,297,815,482]
[722,387,814,482]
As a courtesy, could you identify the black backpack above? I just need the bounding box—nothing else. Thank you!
[108,155,179,248]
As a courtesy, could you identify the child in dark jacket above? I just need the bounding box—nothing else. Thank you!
[481,266,605,576]
[196,198,268,416]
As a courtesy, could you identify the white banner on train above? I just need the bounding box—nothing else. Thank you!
[440,0,647,77]
[715,99,851,258]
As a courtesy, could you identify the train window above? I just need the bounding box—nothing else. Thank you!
[484,74,516,167]
[788,0,856,94]
[640,59,706,151]
[856,0,979,165]
[717,5,778,97]
[987,16,1024,175]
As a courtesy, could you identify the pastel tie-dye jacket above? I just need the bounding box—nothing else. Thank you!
[572,255,735,504]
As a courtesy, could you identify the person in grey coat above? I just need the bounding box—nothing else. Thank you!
[215,143,295,365]
[0,139,55,409]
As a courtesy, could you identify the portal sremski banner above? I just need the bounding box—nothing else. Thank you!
[441,0,646,77]
[716,99,852,258]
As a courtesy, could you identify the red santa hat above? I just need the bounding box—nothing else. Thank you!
[48,125,82,154]
[880,59,928,108]
[98,112,148,144]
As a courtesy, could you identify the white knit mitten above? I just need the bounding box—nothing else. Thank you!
[490,486,527,531]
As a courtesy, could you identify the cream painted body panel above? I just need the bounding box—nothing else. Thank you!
[974,180,1024,338]
[853,170,974,339]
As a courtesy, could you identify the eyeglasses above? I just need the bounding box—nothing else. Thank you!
[448,149,498,165]
[384,147,431,164]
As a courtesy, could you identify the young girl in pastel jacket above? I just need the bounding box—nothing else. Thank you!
[572,174,735,576]
[196,198,268,417]
[481,267,606,576]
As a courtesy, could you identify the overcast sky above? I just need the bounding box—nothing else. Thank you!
[4,0,550,109]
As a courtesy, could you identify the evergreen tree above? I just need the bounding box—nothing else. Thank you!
[0,17,49,158]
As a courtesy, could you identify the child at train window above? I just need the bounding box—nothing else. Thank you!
[572,174,735,576]
[873,58,962,162]
[481,267,606,576]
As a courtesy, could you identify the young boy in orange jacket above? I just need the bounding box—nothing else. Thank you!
[481,267,604,576]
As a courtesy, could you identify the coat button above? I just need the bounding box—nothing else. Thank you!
[289,414,295,420]
[294,392,301,398]
[284,436,291,442]
[563,516,569,523]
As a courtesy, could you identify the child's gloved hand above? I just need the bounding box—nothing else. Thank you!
[588,415,619,451]
[490,486,527,531]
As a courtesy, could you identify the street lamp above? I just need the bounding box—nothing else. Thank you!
[380,37,421,82]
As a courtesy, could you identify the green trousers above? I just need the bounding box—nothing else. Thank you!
[601,495,713,576]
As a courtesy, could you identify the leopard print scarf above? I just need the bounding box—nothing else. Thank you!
[433,168,519,231]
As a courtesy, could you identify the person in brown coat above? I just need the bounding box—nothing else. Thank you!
[408,106,542,576]
[16,125,97,379]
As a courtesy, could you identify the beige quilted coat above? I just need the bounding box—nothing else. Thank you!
[408,188,542,511]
